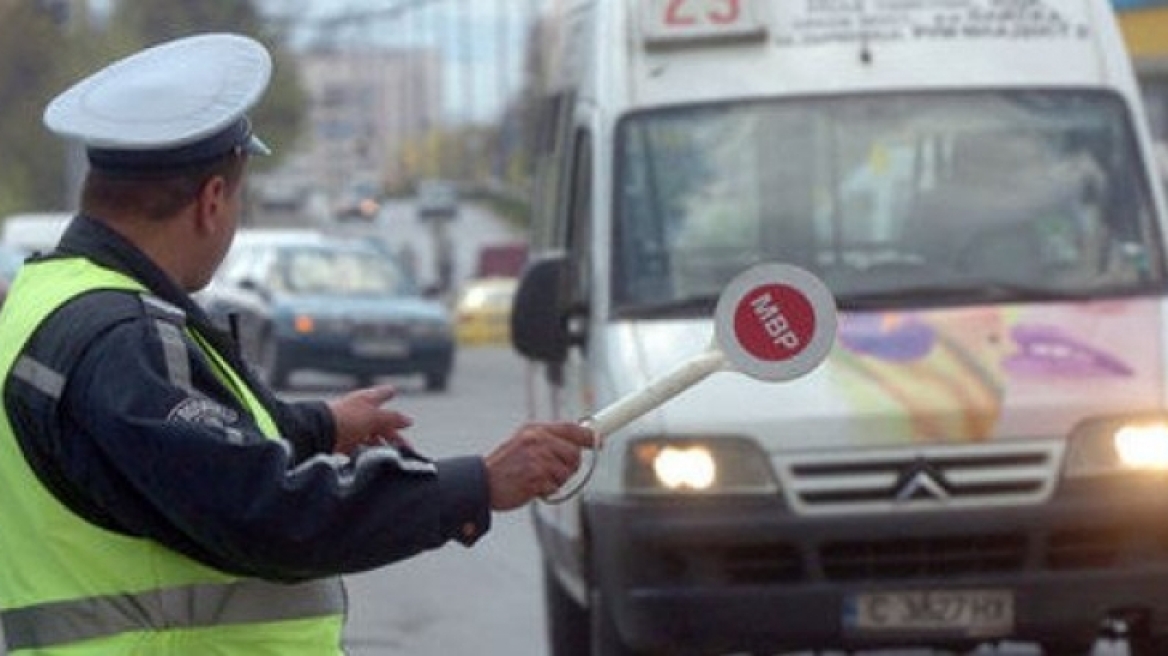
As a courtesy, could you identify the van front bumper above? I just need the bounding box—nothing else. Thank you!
[585,481,1168,653]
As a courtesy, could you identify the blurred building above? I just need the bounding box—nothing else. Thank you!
[279,47,445,205]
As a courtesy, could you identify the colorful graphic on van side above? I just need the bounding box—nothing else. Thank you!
[836,311,1006,441]
[1004,324,1132,378]
[834,302,1160,443]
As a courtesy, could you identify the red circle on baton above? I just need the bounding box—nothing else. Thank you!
[733,284,816,362]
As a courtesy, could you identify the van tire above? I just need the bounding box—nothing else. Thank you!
[590,588,653,656]
[1128,634,1168,656]
[543,562,589,656]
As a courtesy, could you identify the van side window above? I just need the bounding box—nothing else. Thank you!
[530,92,577,253]
[565,129,593,327]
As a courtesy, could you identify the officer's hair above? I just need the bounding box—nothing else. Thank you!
[80,152,247,222]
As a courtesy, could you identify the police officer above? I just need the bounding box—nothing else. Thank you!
[0,33,592,654]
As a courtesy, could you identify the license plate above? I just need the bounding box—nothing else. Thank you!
[352,339,410,357]
[845,589,1014,637]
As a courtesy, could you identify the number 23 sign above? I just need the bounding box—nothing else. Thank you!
[642,0,767,44]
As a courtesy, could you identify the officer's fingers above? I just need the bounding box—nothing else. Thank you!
[509,427,580,486]
[356,384,397,406]
[379,410,414,431]
[544,435,583,472]
[516,422,593,450]
[549,422,597,449]
[328,385,396,427]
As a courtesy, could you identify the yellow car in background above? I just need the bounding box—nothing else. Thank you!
[454,277,518,346]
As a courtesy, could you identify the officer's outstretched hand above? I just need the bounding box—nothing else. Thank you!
[327,384,415,455]
[484,422,596,510]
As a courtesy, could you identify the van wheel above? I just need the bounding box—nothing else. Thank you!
[544,562,589,656]
[590,588,655,656]
[1128,634,1168,656]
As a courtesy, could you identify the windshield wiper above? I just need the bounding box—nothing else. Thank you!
[616,295,718,319]
[836,282,1093,310]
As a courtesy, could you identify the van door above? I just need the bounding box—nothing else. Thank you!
[524,108,598,598]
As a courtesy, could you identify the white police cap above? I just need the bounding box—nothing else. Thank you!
[43,32,273,174]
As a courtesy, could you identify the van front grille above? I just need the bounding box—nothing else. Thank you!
[775,441,1061,516]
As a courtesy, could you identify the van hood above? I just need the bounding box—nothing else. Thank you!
[603,299,1166,453]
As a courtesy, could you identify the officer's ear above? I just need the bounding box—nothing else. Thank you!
[193,174,232,236]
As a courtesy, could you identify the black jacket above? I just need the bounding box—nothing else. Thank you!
[3,216,489,582]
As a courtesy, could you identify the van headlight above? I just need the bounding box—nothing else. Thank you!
[1065,415,1168,478]
[625,436,777,494]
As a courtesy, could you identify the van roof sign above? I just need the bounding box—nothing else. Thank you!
[640,0,768,48]
[771,0,1090,49]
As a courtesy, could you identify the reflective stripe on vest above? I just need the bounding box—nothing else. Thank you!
[0,257,344,654]
[3,578,344,651]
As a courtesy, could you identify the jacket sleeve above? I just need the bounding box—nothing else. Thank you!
[23,306,491,582]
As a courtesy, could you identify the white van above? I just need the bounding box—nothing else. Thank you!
[511,1,1168,654]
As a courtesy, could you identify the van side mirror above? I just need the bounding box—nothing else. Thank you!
[511,254,570,363]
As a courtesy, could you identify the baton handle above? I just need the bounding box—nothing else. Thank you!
[588,349,726,438]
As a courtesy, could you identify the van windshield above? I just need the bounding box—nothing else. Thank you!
[612,91,1164,315]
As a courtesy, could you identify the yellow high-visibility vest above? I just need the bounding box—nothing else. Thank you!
[0,257,345,654]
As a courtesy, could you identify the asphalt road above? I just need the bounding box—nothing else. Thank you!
[339,345,547,655]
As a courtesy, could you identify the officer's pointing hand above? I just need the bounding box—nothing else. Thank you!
[328,384,415,455]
